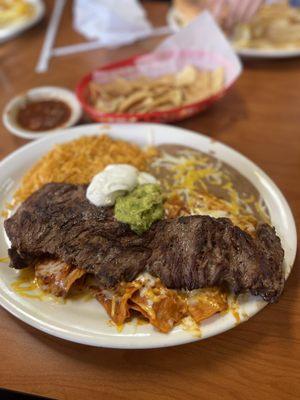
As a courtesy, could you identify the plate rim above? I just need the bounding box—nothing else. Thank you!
[0,123,297,349]
[235,47,300,59]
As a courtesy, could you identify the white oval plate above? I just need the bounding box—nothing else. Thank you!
[0,123,297,349]
[167,7,300,59]
[0,0,45,44]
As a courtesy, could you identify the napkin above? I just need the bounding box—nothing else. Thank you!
[93,11,242,89]
[73,0,154,47]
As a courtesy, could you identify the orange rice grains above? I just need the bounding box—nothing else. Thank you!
[13,135,154,205]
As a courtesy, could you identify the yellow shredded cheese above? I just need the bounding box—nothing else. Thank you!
[151,148,269,233]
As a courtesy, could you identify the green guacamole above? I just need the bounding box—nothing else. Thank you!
[114,184,164,234]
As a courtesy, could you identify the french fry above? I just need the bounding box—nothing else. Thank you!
[0,0,34,27]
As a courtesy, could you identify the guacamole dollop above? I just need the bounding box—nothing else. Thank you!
[114,184,164,235]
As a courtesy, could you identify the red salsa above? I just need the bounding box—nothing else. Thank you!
[16,99,71,132]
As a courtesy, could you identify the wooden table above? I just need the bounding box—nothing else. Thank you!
[0,1,299,399]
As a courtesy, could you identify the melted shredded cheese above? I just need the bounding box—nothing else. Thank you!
[151,149,270,234]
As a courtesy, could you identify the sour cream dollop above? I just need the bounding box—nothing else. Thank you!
[86,164,157,207]
[137,172,158,185]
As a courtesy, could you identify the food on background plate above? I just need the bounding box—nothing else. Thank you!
[232,2,300,50]
[2,135,285,334]
[171,0,229,28]
[172,0,300,52]
[88,65,225,114]
[16,99,72,132]
[0,0,34,28]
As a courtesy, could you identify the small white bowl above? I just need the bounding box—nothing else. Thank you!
[3,86,82,140]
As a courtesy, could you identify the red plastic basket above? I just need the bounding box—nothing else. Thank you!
[76,52,233,124]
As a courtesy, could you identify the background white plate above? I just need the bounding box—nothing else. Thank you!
[167,7,300,59]
[0,123,297,349]
[0,0,45,44]
[234,47,300,59]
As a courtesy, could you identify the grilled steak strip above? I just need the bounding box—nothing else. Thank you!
[147,217,284,303]
[4,183,284,302]
[5,183,151,287]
